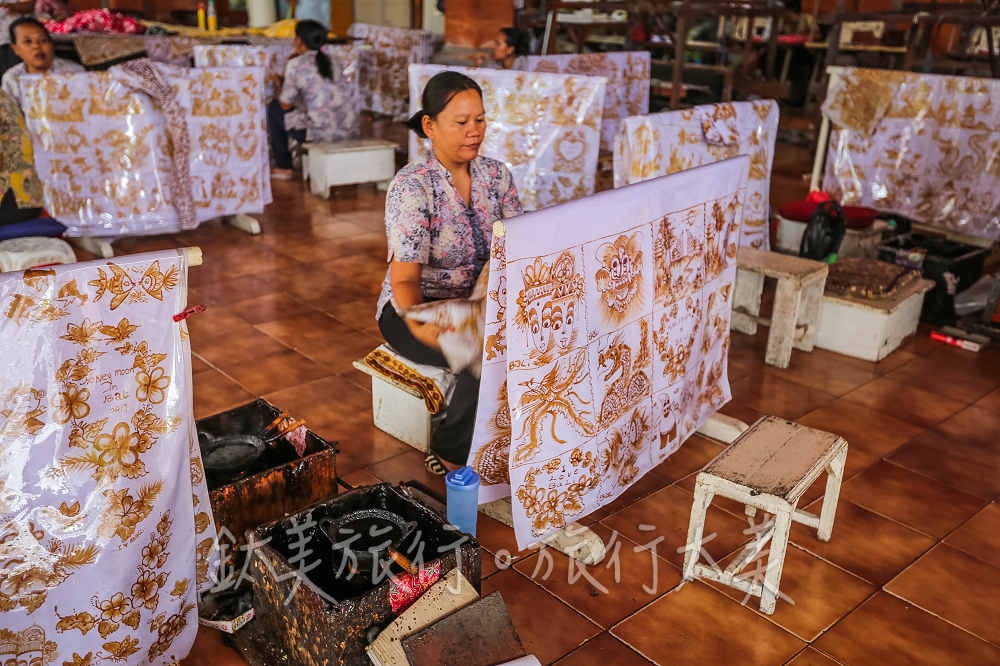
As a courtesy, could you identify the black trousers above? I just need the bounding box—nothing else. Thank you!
[266,98,307,169]
[378,303,480,465]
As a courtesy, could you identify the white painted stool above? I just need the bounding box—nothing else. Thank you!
[0,236,76,272]
[682,416,847,614]
[732,248,829,369]
[353,346,457,453]
[302,139,398,199]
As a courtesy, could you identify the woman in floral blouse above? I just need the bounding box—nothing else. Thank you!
[377,71,522,474]
[268,19,356,179]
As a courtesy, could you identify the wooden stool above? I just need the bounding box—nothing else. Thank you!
[682,416,847,614]
[302,139,398,198]
[732,247,829,369]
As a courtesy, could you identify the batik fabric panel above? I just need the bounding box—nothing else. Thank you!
[821,66,1000,241]
[613,100,778,250]
[347,23,434,120]
[0,249,217,665]
[409,64,605,212]
[20,66,271,237]
[471,157,749,548]
[516,51,650,152]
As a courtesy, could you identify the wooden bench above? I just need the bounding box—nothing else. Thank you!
[732,247,829,368]
[682,416,847,614]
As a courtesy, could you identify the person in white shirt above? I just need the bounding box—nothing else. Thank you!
[1,16,82,104]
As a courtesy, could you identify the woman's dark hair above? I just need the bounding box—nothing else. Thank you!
[296,19,333,81]
[499,27,530,56]
[407,71,483,138]
[9,16,49,45]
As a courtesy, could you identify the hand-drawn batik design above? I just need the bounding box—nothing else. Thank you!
[614,100,778,249]
[469,157,748,548]
[21,67,271,238]
[593,232,645,325]
[654,205,706,304]
[509,349,596,465]
[594,318,651,429]
[513,251,586,364]
[821,66,1000,241]
[0,250,216,665]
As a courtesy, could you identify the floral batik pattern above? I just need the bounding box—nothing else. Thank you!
[20,66,271,237]
[516,52,650,152]
[409,64,606,212]
[470,157,748,548]
[0,249,217,665]
[821,66,1000,241]
[614,100,779,250]
[0,90,44,208]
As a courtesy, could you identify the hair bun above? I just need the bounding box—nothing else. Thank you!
[407,109,428,138]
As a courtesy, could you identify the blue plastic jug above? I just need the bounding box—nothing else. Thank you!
[445,466,480,536]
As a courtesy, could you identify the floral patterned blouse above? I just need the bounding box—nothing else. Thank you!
[278,46,358,142]
[377,155,523,318]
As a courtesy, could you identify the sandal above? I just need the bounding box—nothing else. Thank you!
[424,453,448,476]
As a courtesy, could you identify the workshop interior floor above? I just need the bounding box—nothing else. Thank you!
[85,131,1000,665]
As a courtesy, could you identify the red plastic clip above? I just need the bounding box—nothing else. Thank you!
[173,304,206,322]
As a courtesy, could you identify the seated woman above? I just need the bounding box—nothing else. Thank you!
[268,19,351,180]
[377,71,523,475]
[474,26,531,69]
[2,16,82,104]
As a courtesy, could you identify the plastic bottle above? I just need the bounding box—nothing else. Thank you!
[445,466,480,536]
[197,2,206,30]
[207,0,217,31]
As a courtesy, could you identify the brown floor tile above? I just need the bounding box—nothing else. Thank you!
[475,514,539,564]
[975,387,1000,412]
[612,582,804,665]
[814,591,1000,666]
[553,632,653,666]
[709,543,875,642]
[193,326,293,369]
[945,502,1000,569]
[513,524,681,629]
[764,349,876,397]
[841,460,986,538]
[871,349,918,376]
[840,376,967,428]
[730,372,837,421]
[934,404,1000,450]
[321,297,384,336]
[886,429,1000,500]
[883,354,1000,405]
[255,311,382,371]
[336,467,383,489]
[191,352,212,373]
[367,448,446,500]
[885,545,1000,646]
[796,400,925,462]
[783,648,843,665]
[482,569,601,664]
[193,368,255,420]
[790,500,935,585]
[213,348,332,395]
[716,398,769,429]
[600,485,752,570]
[219,292,319,326]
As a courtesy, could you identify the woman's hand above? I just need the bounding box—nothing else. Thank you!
[406,320,445,350]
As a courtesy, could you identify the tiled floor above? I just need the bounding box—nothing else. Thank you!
[86,132,1000,665]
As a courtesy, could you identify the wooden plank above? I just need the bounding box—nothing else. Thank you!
[401,592,526,666]
[737,247,829,282]
[703,416,844,501]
